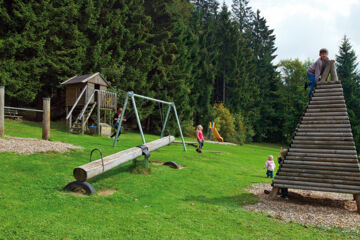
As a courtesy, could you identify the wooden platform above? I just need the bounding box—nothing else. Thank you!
[272,80,360,213]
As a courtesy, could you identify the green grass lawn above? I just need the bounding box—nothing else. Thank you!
[0,120,358,239]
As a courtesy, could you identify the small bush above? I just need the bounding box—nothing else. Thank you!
[212,104,236,142]
[211,104,255,144]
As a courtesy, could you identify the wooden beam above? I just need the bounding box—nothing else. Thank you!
[42,98,50,140]
[279,172,360,181]
[74,136,175,181]
[269,187,279,199]
[273,183,360,194]
[0,86,4,137]
[354,194,360,214]
[286,156,357,163]
[280,168,360,177]
[273,179,360,191]
[291,140,355,146]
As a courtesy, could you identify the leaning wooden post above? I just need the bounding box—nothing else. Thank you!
[353,194,360,214]
[269,187,279,199]
[0,86,4,137]
[330,60,339,82]
[42,98,50,140]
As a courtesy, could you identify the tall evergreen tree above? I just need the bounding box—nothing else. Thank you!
[190,0,219,126]
[143,0,197,133]
[81,0,155,121]
[213,3,237,104]
[231,0,253,33]
[336,36,360,149]
[250,10,279,142]
[0,0,88,108]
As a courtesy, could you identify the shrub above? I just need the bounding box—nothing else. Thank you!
[234,113,255,144]
[212,104,236,142]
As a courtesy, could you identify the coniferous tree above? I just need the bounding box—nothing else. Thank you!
[0,0,88,108]
[213,3,237,104]
[250,10,279,142]
[336,36,360,149]
[82,0,155,121]
[230,0,260,136]
[191,0,219,126]
[144,0,196,133]
[231,0,253,33]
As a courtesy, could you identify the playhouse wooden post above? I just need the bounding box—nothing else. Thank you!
[97,91,101,136]
[81,115,85,135]
[0,86,4,137]
[42,98,50,140]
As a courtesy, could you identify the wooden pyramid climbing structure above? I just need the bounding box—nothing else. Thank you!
[271,80,360,213]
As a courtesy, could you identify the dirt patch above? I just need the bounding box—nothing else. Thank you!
[151,161,164,166]
[244,183,360,229]
[98,189,117,196]
[0,136,82,154]
[60,191,87,197]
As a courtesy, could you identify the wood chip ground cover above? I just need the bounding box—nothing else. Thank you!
[244,183,360,229]
[0,136,82,154]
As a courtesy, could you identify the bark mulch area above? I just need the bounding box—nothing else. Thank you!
[244,183,360,229]
[0,136,82,154]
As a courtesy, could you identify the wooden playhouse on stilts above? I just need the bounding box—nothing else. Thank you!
[271,78,360,213]
[62,72,117,135]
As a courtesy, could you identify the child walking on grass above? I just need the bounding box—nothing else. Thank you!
[196,125,204,153]
[264,155,276,178]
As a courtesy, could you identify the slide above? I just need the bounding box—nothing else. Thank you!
[211,122,224,142]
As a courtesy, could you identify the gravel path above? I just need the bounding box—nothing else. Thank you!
[0,136,82,154]
[244,183,360,229]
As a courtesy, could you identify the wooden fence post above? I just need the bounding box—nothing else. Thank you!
[42,98,50,140]
[0,86,4,137]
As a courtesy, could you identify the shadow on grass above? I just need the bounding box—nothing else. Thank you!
[184,193,258,207]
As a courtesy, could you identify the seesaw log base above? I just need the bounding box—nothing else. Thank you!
[65,136,175,195]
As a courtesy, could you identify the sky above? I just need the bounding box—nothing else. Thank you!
[224,0,360,63]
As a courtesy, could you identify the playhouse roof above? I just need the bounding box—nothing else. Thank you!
[61,72,111,87]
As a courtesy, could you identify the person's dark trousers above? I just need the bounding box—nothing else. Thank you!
[266,170,273,178]
[111,123,121,138]
[197,140,204,149]
[281,188,288,198]
[305,73,316,97]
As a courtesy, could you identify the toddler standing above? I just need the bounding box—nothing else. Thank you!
[196,125,204,153]
[264,155,276,178]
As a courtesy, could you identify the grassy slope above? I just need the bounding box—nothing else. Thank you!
[0,120,358,239]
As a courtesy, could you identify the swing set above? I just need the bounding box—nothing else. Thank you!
[112,91,187,151]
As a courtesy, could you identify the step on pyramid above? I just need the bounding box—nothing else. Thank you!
[271,80,360,213]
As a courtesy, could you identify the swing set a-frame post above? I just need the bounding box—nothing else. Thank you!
[112,91,187,152]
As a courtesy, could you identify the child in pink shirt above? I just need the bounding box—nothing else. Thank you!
[196,125,204,153]
[264,155,276,178]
